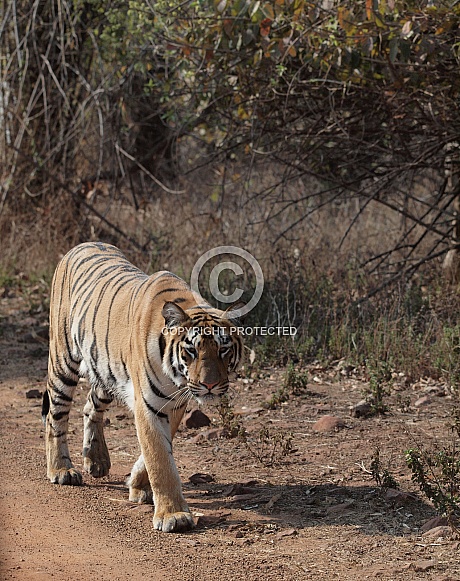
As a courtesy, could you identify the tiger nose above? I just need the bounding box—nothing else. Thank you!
[200,381,219,391]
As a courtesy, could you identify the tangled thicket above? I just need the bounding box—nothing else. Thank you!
[1,0,460,284]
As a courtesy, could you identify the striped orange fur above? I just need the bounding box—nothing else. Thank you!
[42,242,243,532]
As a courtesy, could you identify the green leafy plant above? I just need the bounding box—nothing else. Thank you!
[284,362,309,396]
[370,447,400,491]
[365,358,393,415]
[215,395,244,438]
[264,387,289,410]
[406,423,460,523]
[264,363,309,410]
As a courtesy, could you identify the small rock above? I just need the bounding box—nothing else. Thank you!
[129,504,153,514]
[191,428,228,443]
[18,327,49,344]
[230,494,259,503]
[384,488,416,506]
[224,483,259,497]
[312,415,346,432]
[265,493,282,511]
[179,539,200,547]
[414,395,431,407]
[189,472,214,484]
[421,526,452,540]
[339,364,355,377]
[196,513,229,527]
[411,559,436,573]
[234,406,264,416]
[196,511,232,527]
[235,538,252,546]
[350,400,373,418]
[204,427,228,439]
[422,383,444,395]
[276,528,297,539]
[25,389,42,399]
[184,409,211,429]
[240,479,259,487]
[420,515,450,533]
[326,501,355,515]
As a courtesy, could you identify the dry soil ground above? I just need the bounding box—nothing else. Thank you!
[1,291,459,581]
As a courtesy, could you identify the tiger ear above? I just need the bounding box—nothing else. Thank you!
[221,301,246,326]
[162,302,190,329]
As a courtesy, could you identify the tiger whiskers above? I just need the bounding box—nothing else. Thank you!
[154,385,192,417]
[172,388,193,411]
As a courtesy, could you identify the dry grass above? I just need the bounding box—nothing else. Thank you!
[0,159,441,275]
[1,161,457,392]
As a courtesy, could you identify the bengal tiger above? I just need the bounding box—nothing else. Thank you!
[42,242,243,533]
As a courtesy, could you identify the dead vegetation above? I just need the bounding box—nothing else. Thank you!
[1,3,460,576]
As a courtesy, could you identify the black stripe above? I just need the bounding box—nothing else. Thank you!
[92,242,116,252]
[52,410,69,421]
[54,372,78,388]
[91,391,113,408]
[190,316,221,326]
[122,359,130,381]
[154,287,185,297]
[104,273,140,384]
[49,384,73,402]
[168,343,175,374]
[63,351,80,374]
[91,391,100,409]
[154,272,182,280]
[71,256,116,297]
[142,395,168,419]
[50,430,65,438]
[98,396,113,405]
[90,338,98,366]
[159,333,166,360]
[89,363,105,389]
[127,275,150,320]
[147,374,173,400]
[90,269,124,333]
[50,396,70,408]
[53,356,77,381]
[172,341,183,379]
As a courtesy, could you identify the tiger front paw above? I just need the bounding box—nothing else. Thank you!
[153,510,195,533]
[48,467,83,486]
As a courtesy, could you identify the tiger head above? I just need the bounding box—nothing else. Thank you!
[161,302,243,404]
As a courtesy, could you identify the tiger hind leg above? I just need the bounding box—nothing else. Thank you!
[126,454,153,504]
[43,370,82,486]
[82,384,113,478]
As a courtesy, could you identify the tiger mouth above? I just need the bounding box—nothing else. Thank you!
[188,382,229,401]
[192,393,226,408]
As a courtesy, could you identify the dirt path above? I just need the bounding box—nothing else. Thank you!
[1,296,459,581]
